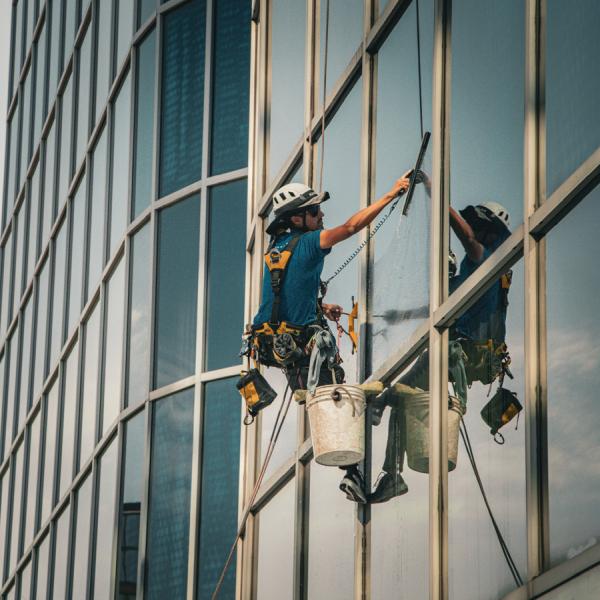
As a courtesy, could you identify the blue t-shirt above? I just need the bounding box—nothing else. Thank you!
[450,244,507,343]
[253,230,331,327]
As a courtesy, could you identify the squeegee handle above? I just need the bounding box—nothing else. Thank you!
[401,130,431,216]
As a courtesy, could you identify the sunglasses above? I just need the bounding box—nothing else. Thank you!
[304,205,321,218]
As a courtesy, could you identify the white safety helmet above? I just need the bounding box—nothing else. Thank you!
[267,183,329,234]
[460,201,511,236]
[479,201,511,230]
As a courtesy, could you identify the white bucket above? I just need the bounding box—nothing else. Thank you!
[306,384,366,466]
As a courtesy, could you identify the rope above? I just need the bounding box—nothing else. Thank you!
[211,384,294,600]
[318,0,331,193]
[459,417,524,587]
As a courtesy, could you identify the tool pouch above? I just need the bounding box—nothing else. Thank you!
[237,369,277,425]
[480,387,522,444]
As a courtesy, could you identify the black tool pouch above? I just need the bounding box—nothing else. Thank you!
[236,369,278,425]
[480,387,523,444]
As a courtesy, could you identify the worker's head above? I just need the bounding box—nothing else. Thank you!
[460,201,511,248]
[266,183,329,235]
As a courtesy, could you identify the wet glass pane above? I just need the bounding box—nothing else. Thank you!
[33,533,50,600]
[0,474,9,582]
[95,0,113,123]
[4,333,19,458]
[88,126,108,296]
[315,79,362,384]
[371,356,430,599]
[153,196,200,388]
[547,1,600,195]
[93,437,119,598]
[117,0,135,70]
[71,474,93,600]
[67,175,87,332]
[102,257,126,434]
[1,232,13,336]
[32,258,49,401]
[33,21,47,146]
[48,0,62,102]
[80,302,101,465]
[40,379,59,524]
[126,224,151,407]
[132,29,156,218]
[49,218,67,368]
[26,163,41,281]
[138,0,156,27]
[51,504,70,599]
[269,0,305,181]
[109,72,132,257]
[205,180,246,371]
[59,341,79,498]
[76,24,92,167]
[146,387,194,600]
[318,0,362,99]
[9,443,24,574]
[159,0,205,197]
[255,479,295,599]
[210,0,250,175]
[306,461,354,599]
[58,75,74,208]
[116,412,145,599]
[449,260,526,598]
[23,411,41,549]
[196,378,241,599]
[41,120,57,246]
[17,297,33,430]
[20,68,32,184]
[547,189,600,566]
[450,0,523,290]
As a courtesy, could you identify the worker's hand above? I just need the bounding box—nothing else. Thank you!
[322,303,343,321]
[388,171,412,199]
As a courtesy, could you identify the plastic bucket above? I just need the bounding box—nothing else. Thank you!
[306,384,366,466]
[405,392,464,473]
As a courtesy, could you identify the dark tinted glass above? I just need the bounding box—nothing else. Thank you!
[205,180,246,370]
[196,378,240,599]
[154,196,200,388]
[132,29,156,218]
[210,0,250,175]
[146,387,194,600]
[159,0,206,197]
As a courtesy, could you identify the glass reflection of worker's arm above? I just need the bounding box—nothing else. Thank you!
[450,206,485,262]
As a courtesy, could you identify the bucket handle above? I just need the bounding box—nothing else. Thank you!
[330,386,365,418]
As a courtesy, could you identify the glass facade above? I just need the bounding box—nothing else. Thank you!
[0,1,598,599]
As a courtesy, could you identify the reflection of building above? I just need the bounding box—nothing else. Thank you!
[1,1,599,600]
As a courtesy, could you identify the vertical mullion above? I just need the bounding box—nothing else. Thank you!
[524,0,549,580]
[429,1,451,599]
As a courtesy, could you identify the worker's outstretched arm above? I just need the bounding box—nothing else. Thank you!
[320,173,412,249]
[450,206,484,262]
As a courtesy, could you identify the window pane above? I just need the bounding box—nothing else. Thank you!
[59,342,79,498]
[93,438,119,599]
[205,181,246,370]
[159,0,206,197]
[0,354,4,461]
[210,0,250,175]
[0,473,9,582]
[11,0,24,97]
[20,68,33,183]
[196,378,240,599]
[126,224,151,407]
[87,127,108,295]
[13,208,26,313]
[102,257,126,434]
[18,559,32,600]
[41,120,57,246]
[80,302,101,465]
[49,219,67,368]
[76,25,92,166]
[32,258,49,401]
[449,261,526,598]
[116,412,145,599]
[40,379,59,525]
[146,387,194,600]
[67,175,87,332]
[116,0,135,70]
[547,1,600,194]
[4,333,19,458]
[95,0,113,123]
[268,0,305,180]
[50,505,70,599]
[132,29,156,218]
[27,163,41,281]
[33,534,50,600]
[23,411,41,549]
[5,114,19,215]
[109,73,132,258]
[64,0,77,59]
[450,0,523,289]
[58,75,74,208]
[48,0,62,102]
[153,196,200,388]
[547,189,600,566]
[1,232,14,336]
[71,474,93,600]
[33,21,48,146]
[255,480,295,599]
[138,0,156,27]
[9,443,24,574]
[17,297,33,430]
[369,0,432,375]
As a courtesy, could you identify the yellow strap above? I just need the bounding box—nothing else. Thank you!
[347,301,359,351]
[265,249,293,271]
